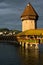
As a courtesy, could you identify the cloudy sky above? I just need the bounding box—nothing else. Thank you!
[0,0,43,30]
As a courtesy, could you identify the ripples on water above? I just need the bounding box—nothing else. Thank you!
[0,43,43,65]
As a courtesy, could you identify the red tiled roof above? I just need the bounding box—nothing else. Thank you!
[21,3,38,19]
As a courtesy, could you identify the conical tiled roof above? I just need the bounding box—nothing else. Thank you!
[21,3,38,20]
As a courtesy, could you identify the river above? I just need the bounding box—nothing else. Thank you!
[0,43,43,65]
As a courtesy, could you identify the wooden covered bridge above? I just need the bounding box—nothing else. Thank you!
[16,29,43,49]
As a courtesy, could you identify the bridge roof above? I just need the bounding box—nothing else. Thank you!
[17,29,43,36]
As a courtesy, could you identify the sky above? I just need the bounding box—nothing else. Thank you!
[0,0,43,31]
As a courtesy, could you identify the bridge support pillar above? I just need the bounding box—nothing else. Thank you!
[30,44,32,47]
[25,42,28,49]
[35,44,39,49]
[22,42,25,47]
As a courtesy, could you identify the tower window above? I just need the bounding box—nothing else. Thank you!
[31,21,32,23]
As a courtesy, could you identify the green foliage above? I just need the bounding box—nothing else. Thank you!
[11,30,21,34]
[26,39,39,43]
[0,28,21,35]
[0,28,9,32]
[40,39,43,43]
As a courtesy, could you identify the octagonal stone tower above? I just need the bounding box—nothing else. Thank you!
[21,3,38,31]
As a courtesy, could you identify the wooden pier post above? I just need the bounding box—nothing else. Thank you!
[35,44,39,49]
[30,44,32,47]
[25,42,28,49]
[22,42,25,47]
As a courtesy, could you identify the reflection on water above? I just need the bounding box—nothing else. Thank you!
[0,43,43,65]
[19,47,39,65]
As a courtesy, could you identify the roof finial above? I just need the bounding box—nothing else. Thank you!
[27,2,30,6]
[27,3,29,6]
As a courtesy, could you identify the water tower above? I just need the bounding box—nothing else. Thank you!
[21,3,38,31]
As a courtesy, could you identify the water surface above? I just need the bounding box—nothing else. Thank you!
[0,43,43,65]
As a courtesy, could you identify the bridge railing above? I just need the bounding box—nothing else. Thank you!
[17,37,39,43]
